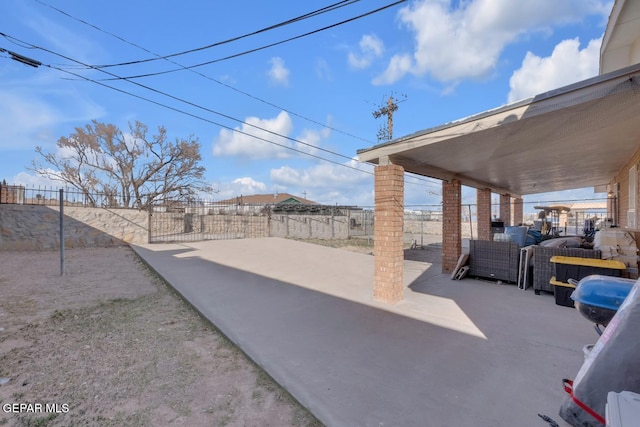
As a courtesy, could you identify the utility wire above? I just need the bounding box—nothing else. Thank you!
[64,0,408,80]
[36,0,359,68]
[1,33,441,191]
[0,35,371,176]
[54,62,372,175]
[35,0,375,144]
[0,32,348,160]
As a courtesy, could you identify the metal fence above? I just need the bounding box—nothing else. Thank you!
[2,183,608,245]
[149,202,271,243]
[149,202,358,243]
[0,184,134,208]
[346,209,374,237]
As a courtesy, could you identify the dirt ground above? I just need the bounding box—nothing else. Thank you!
[0,246,322,427]
[0,239,441,426]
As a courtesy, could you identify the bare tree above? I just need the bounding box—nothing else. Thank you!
[31,120,210,210]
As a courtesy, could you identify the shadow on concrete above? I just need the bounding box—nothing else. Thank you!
[133,240,593,427]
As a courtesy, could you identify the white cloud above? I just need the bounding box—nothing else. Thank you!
[361,34,385,57]
[10,171,64,188]
[268,161,444,206]
[267,57,290,86]
[0,69,106,152]
[507,37,601,103]
[372,54,412,86]
[212,111,332,160]
[214,177,268,199]
[295,127,331,156]
[348,34,385,70]
[375,0,611,84]
[315,58,332,80]
[212,111,294,159]
[270,159,374,205]
[0,91,58,151]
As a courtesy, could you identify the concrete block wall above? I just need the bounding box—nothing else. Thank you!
[0,205,148,251]
[149,212,187,235]
[204,215,268,238]
[149,212,268,238]
[270,215,349,239]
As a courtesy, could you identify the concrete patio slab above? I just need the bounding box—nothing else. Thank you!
[132,237,594,427]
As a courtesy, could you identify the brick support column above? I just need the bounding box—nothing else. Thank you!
[374,164,404,304]
[476,188,492,241]
[442,179,462,273]
[499,194,511,226]
[513,197,524,226]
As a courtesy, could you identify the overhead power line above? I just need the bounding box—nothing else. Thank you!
[35,0,375,144]
[1,32,441,192]
[36,0,360,68]
[0,33,371,173]
[66,0,408,80]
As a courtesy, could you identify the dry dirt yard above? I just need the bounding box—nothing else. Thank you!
[0,246,321,427]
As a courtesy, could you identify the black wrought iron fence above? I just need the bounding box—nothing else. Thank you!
[0,184,132,208]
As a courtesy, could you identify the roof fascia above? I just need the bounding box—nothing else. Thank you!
[358,62,640,163]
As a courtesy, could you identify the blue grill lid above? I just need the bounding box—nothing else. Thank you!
[571,275,636,311]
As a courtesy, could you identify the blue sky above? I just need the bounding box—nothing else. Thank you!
[0,0,614,210]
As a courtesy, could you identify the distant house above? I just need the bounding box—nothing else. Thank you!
[218,193,318,206]
[206,193,321,215]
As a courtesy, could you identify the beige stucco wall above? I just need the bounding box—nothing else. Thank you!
[1,203,479,251]
[0,205,148,251]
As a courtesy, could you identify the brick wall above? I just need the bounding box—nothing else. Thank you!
[499,194,511,226]
[513,197,524,226]
[0,185,25,204]
[476,188,492,241]
[442,179,461,273]
[373,164,404,303]
[611,144,640,229]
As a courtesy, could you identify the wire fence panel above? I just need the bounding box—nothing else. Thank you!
[348,209,374,237]
[149,202,270,243]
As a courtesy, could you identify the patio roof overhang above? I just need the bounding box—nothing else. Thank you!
[357,62,640,199]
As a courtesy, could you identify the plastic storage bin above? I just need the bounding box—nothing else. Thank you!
[551,256,626,283]
[549,277,577,307]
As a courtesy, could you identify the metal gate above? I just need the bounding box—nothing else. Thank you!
[149,202,270,243]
